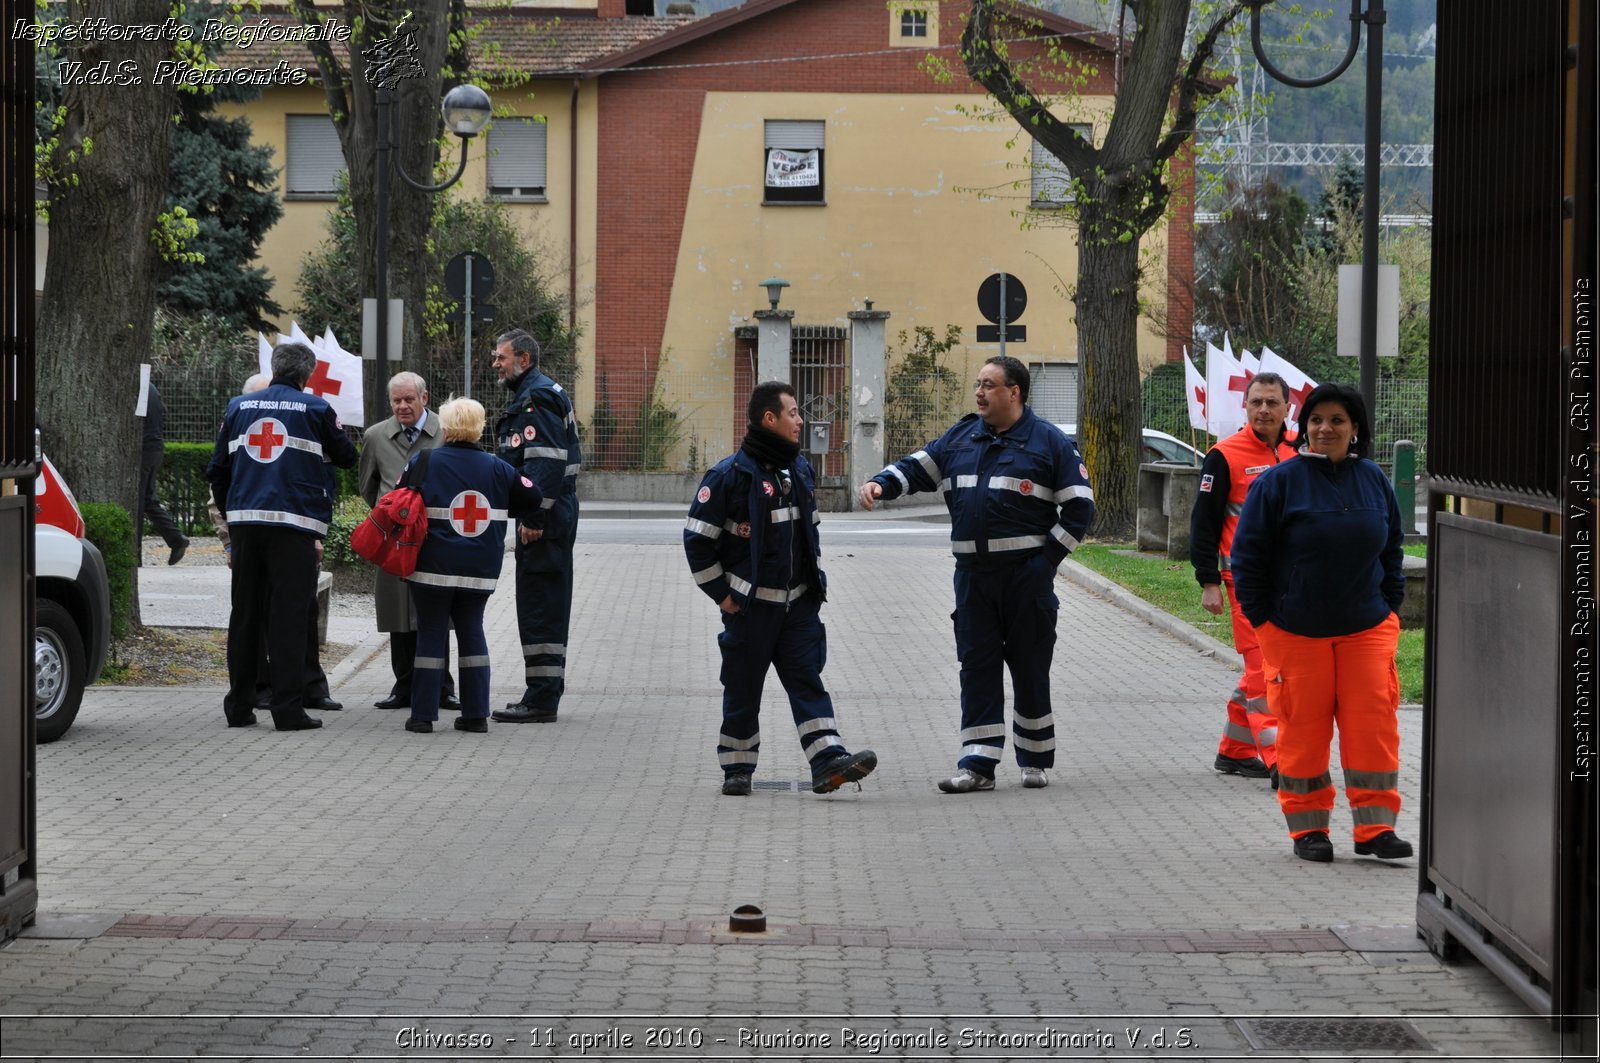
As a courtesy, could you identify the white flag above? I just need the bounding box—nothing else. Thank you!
[1238,346,1261,376]
[1182,346,1207,432]
[1258,346,1319,427]
[1204,341,1248,438]
[303,326,365,427]
[256,332,273,378]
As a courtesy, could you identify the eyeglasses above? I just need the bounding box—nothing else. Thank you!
[974,379,1012,392]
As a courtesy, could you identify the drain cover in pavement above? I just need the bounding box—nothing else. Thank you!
[1236,1019,1434,1053]
[752,779,805,792]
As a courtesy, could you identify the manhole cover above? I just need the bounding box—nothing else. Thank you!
[752,779,806,792]
[1236,1019,1434,1053]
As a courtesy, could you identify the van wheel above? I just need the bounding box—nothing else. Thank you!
[35,600,86,743]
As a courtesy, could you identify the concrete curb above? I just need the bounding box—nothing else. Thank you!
[1058,559,1242,672]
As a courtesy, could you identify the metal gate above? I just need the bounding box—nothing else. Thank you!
[1,27,39,941]
[790,325,849,482]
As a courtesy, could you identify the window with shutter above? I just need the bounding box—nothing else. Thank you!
[285,115,345,198]
[1028,362,1080,424]
[764,119,825,205]
[1030,125,1091,208]
[488,118,548,200]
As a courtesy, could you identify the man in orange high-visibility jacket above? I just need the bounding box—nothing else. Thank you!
[1190,373,1297,783]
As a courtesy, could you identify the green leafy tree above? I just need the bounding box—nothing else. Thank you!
[297,179,578,388]
[159,84,285,332]
[952,0,1249,537]
[1191,178,1311,349]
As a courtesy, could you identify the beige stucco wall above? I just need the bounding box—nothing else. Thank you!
[655,90,1171,447]
[222,78,589,348]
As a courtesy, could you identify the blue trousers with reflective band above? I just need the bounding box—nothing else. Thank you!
[952,556,1059,773]
[716,594,846,774]
[408,582,491,721]
[514,537,574,711]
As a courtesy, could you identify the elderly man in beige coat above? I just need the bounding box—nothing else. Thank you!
[358,371,458,710]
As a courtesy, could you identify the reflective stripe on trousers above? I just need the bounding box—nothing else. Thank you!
[715,595,846,774]
[1256,613,1402,842]
[950,556,1059,771]
[1217,575,1278,767]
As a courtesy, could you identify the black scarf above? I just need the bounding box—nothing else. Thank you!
[739,424,801,470]
[738,425,822,601]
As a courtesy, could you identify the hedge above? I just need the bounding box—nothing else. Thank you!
[79,502,134,641]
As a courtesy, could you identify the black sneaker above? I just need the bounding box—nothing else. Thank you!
[1354,831,1413,860]
[1214,753,1271,778]
[812,750,877,794]
[722,773,752,797]
[1293,831,1334,862]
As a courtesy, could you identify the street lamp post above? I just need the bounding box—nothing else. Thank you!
[1247,0,1384,418]
[370,83,492,425]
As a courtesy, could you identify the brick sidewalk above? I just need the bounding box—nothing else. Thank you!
[2,535,1567,1060]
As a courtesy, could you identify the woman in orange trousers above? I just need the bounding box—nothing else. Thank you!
[1229,383,1410,863]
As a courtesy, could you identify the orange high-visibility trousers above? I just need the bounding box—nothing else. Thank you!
[1217,575,1279,768]
[1255,612,1402,842]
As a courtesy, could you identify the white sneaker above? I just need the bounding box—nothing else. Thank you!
[937,768,995,794]
[1021,767,1049,789]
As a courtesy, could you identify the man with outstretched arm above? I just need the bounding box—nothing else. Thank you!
[857,355,1093,793]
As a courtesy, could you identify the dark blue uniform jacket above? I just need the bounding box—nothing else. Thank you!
[494,368,580,543]
[399,442,543,593]
[870,407,1094,568]
[684,450,825,607]
[1230,451,1405,638]
[206,379,357,537]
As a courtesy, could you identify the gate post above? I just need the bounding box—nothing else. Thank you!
[754,309,793,383]
[847,302,890,508]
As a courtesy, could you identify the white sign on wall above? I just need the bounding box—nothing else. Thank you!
[765,149,819,188]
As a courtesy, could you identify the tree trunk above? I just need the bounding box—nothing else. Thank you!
[37,0,180,627]
[337,0,452,420]
[1074,222,1145,540]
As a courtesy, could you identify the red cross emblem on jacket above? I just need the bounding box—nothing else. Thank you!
[245,419,286,462]
[449,490,493,537]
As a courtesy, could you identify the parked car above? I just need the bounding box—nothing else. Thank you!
[1052,424,1203,467]
[33,446,110,743]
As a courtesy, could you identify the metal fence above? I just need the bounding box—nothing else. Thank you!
[1142,372,1430,473]
[154,361,1432,476]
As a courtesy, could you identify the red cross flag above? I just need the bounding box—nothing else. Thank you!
[1204,340,1248,439]
[1258,346,1319,425]
[1183,346,1207,432]
[256,321,365,427]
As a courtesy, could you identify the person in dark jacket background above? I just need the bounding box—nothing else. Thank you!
[858,355,1094,794]
[140,381,190,566]
[489,329,582,725]
[1230,383,1409,864]
[684,381,877,797]
[397,397,543,734]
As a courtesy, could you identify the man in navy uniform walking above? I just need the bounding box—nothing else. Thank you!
[685,381,878,796]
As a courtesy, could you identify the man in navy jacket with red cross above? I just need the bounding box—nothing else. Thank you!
[206,341,357,731]
[859,355,1094,793]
